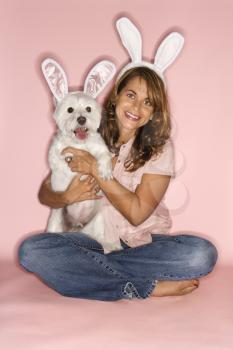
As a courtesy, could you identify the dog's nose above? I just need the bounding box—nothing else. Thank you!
[77,116,86,125]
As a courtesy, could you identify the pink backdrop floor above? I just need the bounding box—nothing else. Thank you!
[1,261,232,350]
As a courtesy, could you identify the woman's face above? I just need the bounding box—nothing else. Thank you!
[115,76,154,139]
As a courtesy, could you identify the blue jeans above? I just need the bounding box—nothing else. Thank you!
[18,232,218,301]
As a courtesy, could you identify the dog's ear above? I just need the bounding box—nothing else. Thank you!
[41,58,68,102]
[84,60,116,99]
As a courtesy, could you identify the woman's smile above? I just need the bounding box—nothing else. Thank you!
[125,111,141,121]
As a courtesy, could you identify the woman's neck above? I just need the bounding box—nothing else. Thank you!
[117,131,135,146]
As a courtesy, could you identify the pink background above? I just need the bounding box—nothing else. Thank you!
[1,2,233,350]
[0,0,232,266]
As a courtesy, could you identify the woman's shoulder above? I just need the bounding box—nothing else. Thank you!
[143,138,175,178]
[151,138,174,159]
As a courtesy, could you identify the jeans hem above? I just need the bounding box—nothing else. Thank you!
[144,279,158,298]
[122,282,142,299]
[121,279,158,300]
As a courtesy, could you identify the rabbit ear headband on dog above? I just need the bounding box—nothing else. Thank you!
[41,58,116,102]
[116,17,184,84]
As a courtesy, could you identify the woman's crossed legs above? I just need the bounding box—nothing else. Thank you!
[18,232,218,301]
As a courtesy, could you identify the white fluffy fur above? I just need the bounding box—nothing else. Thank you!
[41,59,122,253]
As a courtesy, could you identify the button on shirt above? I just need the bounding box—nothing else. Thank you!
[101,137,176,250]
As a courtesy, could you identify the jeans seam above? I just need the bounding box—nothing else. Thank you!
[109,243,151,256]
[59,233,104,251]
[60,234,126,279]
[144,280,158,298]
[59,237,147,299]
[156,269,214,279]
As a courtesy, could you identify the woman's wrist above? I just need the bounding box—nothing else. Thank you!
[38,183,68,209]
[63,187,79,206]
[61,191,70,206]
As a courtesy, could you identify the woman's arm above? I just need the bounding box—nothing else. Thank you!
[61,148,171,226]
[93,172,170,226]
[38,173,102,209]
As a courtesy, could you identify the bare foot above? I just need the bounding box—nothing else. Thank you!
[151,279,199,297]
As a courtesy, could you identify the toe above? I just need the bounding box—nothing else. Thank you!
[191,279,199,287]
[181,285,198,294]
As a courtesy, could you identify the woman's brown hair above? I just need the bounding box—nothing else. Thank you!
[99,66,171,172]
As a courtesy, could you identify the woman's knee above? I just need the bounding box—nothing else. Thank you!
[181,235,218,274]
[18,233,56,271]
[18,235,43,271]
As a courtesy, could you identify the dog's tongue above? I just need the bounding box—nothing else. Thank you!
[75,127,87,140]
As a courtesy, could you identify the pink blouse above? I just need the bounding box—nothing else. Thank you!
[101,137,175,251]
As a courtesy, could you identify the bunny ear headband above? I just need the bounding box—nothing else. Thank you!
[41,58,116,102]
[116,17,184,84]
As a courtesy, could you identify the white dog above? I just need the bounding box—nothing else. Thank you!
[41,58,122,253]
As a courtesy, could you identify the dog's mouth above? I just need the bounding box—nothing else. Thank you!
[74,126,89,140]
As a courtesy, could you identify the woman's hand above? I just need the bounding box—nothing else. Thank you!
[38,173,102,208]
[64,174,102,205]
[61,147,98,177]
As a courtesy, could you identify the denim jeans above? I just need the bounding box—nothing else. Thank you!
[18,232,218,301]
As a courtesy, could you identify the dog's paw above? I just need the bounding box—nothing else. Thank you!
[97,166,113,180]
[103,241,123,254]
[97,157,113,180]
[79,174,88,181]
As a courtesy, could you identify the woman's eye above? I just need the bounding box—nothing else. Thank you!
[86,106,91,112]
[144,99,152,107]
[126,92,135,99]
[67,107,74,113]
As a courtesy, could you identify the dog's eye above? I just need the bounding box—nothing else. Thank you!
[86,106,91,113]
[67,107,74,113]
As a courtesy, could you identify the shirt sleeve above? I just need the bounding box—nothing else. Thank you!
[143,139,175,178]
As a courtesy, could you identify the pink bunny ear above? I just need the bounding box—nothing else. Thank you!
[41,58,68,102]
[84,61,116,98]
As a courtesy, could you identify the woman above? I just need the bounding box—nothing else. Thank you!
[18,67,218,301]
